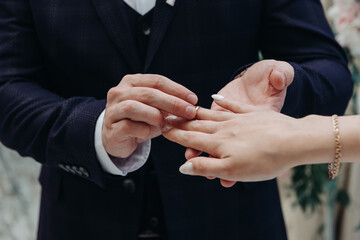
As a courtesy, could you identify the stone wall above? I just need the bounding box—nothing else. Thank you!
[0,145,40,240]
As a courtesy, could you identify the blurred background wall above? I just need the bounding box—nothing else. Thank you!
[0,145,40,240]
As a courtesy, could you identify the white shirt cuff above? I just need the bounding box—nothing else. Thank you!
[94,110,151,176]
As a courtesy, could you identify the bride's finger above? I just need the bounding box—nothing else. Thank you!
[186,148,214,180]
[163,129,216,155]
[195,107,234,121]
[211,94,257,113]
[165,115,219,134]
[178,157,233,181]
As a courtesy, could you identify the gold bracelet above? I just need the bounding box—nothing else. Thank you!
[328,114,341,179]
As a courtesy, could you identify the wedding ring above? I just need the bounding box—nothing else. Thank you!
[194,106,200,119]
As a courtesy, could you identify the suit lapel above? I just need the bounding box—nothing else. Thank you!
[144,0,180,72]
[90,0,142,72]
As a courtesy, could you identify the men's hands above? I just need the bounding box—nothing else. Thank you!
[103,74,198,159]
[212,59,294,113]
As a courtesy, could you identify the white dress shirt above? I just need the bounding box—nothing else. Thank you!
[95,110,151,175]
[95,0,158,176]
[123,0,156,16]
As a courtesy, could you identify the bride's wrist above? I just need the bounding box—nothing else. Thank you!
[292,115,334,167]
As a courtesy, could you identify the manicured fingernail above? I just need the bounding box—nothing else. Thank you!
[186,106,196,118]
[212,94,224,101]
[165,115,177,123]
[166,115,178,121]
[187,94,198,104]
[179,162,194,175]
[164,116,177,129]
[162,126,172,133]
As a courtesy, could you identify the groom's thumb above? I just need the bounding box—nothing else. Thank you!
[270,62,294,91]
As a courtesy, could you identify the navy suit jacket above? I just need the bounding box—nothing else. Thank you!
[0,0,353,239]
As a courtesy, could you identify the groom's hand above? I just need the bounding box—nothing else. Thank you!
[103,74,198,159]
[212,59,294,113]
[216,60,293,187]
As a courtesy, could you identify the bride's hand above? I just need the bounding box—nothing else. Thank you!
[163,98,305,183]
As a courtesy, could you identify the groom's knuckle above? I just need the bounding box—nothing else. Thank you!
[120,101,135,114]
[153,113,164,127]
[119,120,132,133]
[151,75,166,89]
[138,88,152,102]
[107,87,121,102]
[169,98,178,112]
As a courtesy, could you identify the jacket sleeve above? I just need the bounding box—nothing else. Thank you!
[260,0,353,117]
[0,0,109,187]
